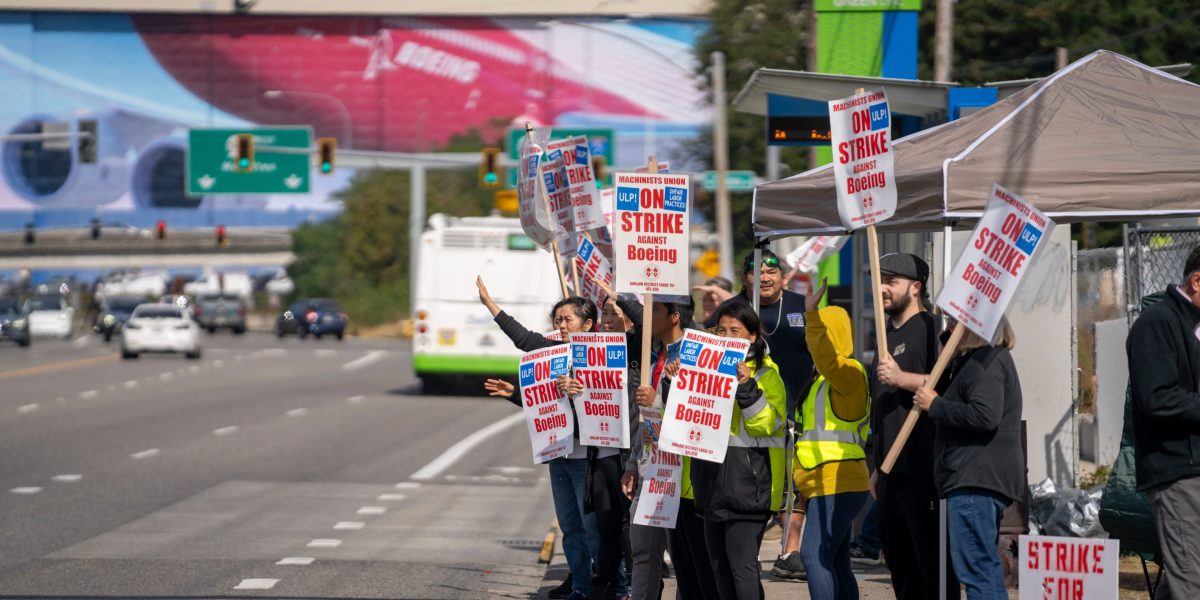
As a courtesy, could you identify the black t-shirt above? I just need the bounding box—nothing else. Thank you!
[706,290,815,412]
[871,311,941,476]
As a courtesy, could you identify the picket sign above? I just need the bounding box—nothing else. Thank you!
[570,332,630,448]
[574,235,614,310]
[785,235,847,274]
[546,136,605,232]
[521,123,570,298]
[881,184,1056,473]
[830,88,897,361]
[658,329,748,464]
[632,408,683,528]
[1018,535,1118,600]
[518,344,575,464]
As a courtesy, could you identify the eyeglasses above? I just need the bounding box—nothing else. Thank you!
[744,255,781,270]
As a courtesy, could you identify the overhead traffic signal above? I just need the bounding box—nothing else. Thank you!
[479,147,502,188]
[317,137,336,175]
[235,133,254,172]
[216,224,227,247]
[78,119,98,164]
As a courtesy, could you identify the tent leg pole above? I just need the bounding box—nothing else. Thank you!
[940,221,951,600]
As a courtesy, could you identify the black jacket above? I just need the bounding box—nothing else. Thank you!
[1127,287,1200,491]
[928,345,1025,502]
[688,376,776,521]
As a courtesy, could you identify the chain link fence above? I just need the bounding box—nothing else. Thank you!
[1124,225,1200,321]
[1076,247,1125,415]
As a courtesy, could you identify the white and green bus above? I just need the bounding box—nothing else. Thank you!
[412,214,560,393]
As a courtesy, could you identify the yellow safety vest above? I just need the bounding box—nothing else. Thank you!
[794,372,870,470]
[728,356,789,512]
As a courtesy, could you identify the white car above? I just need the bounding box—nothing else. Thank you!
[27,295,74,338]
[121,304,201,360]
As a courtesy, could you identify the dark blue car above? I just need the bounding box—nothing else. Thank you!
[276,298,347,340]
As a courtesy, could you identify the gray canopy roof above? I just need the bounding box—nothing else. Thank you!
[752,50,1200,237]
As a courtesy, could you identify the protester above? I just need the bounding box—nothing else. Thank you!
[792,278,871,600]
[478,276,637,600]
[1127,244,1200,599]
[690,301,788,600]
[870,253,959,599]
[914,317,1023,600]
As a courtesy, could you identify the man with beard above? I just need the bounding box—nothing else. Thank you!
[871,253,959,599]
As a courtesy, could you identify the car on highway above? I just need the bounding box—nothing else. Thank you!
[0,297,31,347]
[276,298,347,340]
[95,295,146,342]
[194,293,247,334]
[183,271,252,300]
[27,294,74,338]
[121,304,201,360]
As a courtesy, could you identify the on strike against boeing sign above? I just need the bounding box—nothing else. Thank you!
[613,172,691,295]
[829,88,896,230]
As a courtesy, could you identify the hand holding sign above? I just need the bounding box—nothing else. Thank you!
[913,386,936,412]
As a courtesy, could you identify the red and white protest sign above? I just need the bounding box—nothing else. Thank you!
[632,409,683,528]
[518,344,575,464]
[570,332,630,448]
[937,184,1057,342]
[829,88,896,229]
[785,235,847,274]
[547,136,605,232]
[1018,535,1118,600]
[541,152,578,258]
[612,172,691,295]
[658,329,748,463]
[574,236,614,309]
[517,128,556,250]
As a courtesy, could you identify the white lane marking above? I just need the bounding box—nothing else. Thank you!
[213,426,239,436]
[286,408,308,418]
[159,372,173,381]
[124,380,139,388]
[276,557,314,565]
[18,403,39,414]
[52,474,82,482]
[213,360,225,368]
[378,494,406,501]
[409,412,525,481]
[341,350,387,372]
[314,349,337,357]
[72,335,90,347]
[307,539,341,548]
[188,365,201,373]
[56,397,66,404]
[357,506,386,515]
[347,395,366,404]
[10,487,41,494]
[263,348,287,357]
[394,482,421,490]
[333,522,364,530]
[131,448,160,460]
[233,579,278,590]
[79,390,98,399]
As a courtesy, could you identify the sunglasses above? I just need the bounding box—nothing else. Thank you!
[744,256,781,270]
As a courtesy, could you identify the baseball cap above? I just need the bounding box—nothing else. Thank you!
[878,253,930,284]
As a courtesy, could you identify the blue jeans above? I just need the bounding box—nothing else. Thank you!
[549,457,597,595]
[801,491,869,600]
[946,489,1009,600]
[852,501,881,556]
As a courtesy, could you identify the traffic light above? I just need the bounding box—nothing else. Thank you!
[235,133,254,172]
[479,147,502,188]
[156,220,167,240]
[215,224,227,247]
[591,155,607,185]
[317,137,336,174]
[78,119,97,164]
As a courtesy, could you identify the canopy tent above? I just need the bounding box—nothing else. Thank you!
[751,50,1200,238]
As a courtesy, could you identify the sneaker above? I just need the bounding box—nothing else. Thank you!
[565,592,589,600]
[771,552,807,580]
[548,575,573,599]
[849,545,883,566]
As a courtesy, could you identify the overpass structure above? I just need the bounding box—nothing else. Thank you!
[0,228,292,269]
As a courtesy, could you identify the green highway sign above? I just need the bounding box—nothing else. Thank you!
[187,128,312,195]
[506,127,615,187]
[701,170,758,192]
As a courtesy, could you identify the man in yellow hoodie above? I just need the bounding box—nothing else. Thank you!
[792,278,871,599]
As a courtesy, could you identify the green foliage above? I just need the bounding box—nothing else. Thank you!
[1079,464,1111,489]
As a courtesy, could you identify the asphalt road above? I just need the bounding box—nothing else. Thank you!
[0,333,552,599]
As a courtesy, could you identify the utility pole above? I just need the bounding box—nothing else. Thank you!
[712,51,734,281]
[934,0,954,82]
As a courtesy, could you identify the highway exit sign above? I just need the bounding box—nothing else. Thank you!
[187,128,312,195]
[701,170,758,192]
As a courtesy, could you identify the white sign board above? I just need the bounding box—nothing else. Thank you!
[516,129,555,250]
[658,329,747,463]
[937,183,1057,342]
[785,235,847,274]
[613,172,691,295]
[1018,535,1118,600]
[632,409,683,528]
[570,332,630,448]
[829,88,896,229]
[541,152,578,258]
[518,344,575,463]
[574,236,614,309]
[547,136,604,232]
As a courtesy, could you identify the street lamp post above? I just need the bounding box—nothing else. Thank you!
[262,89,353,149]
